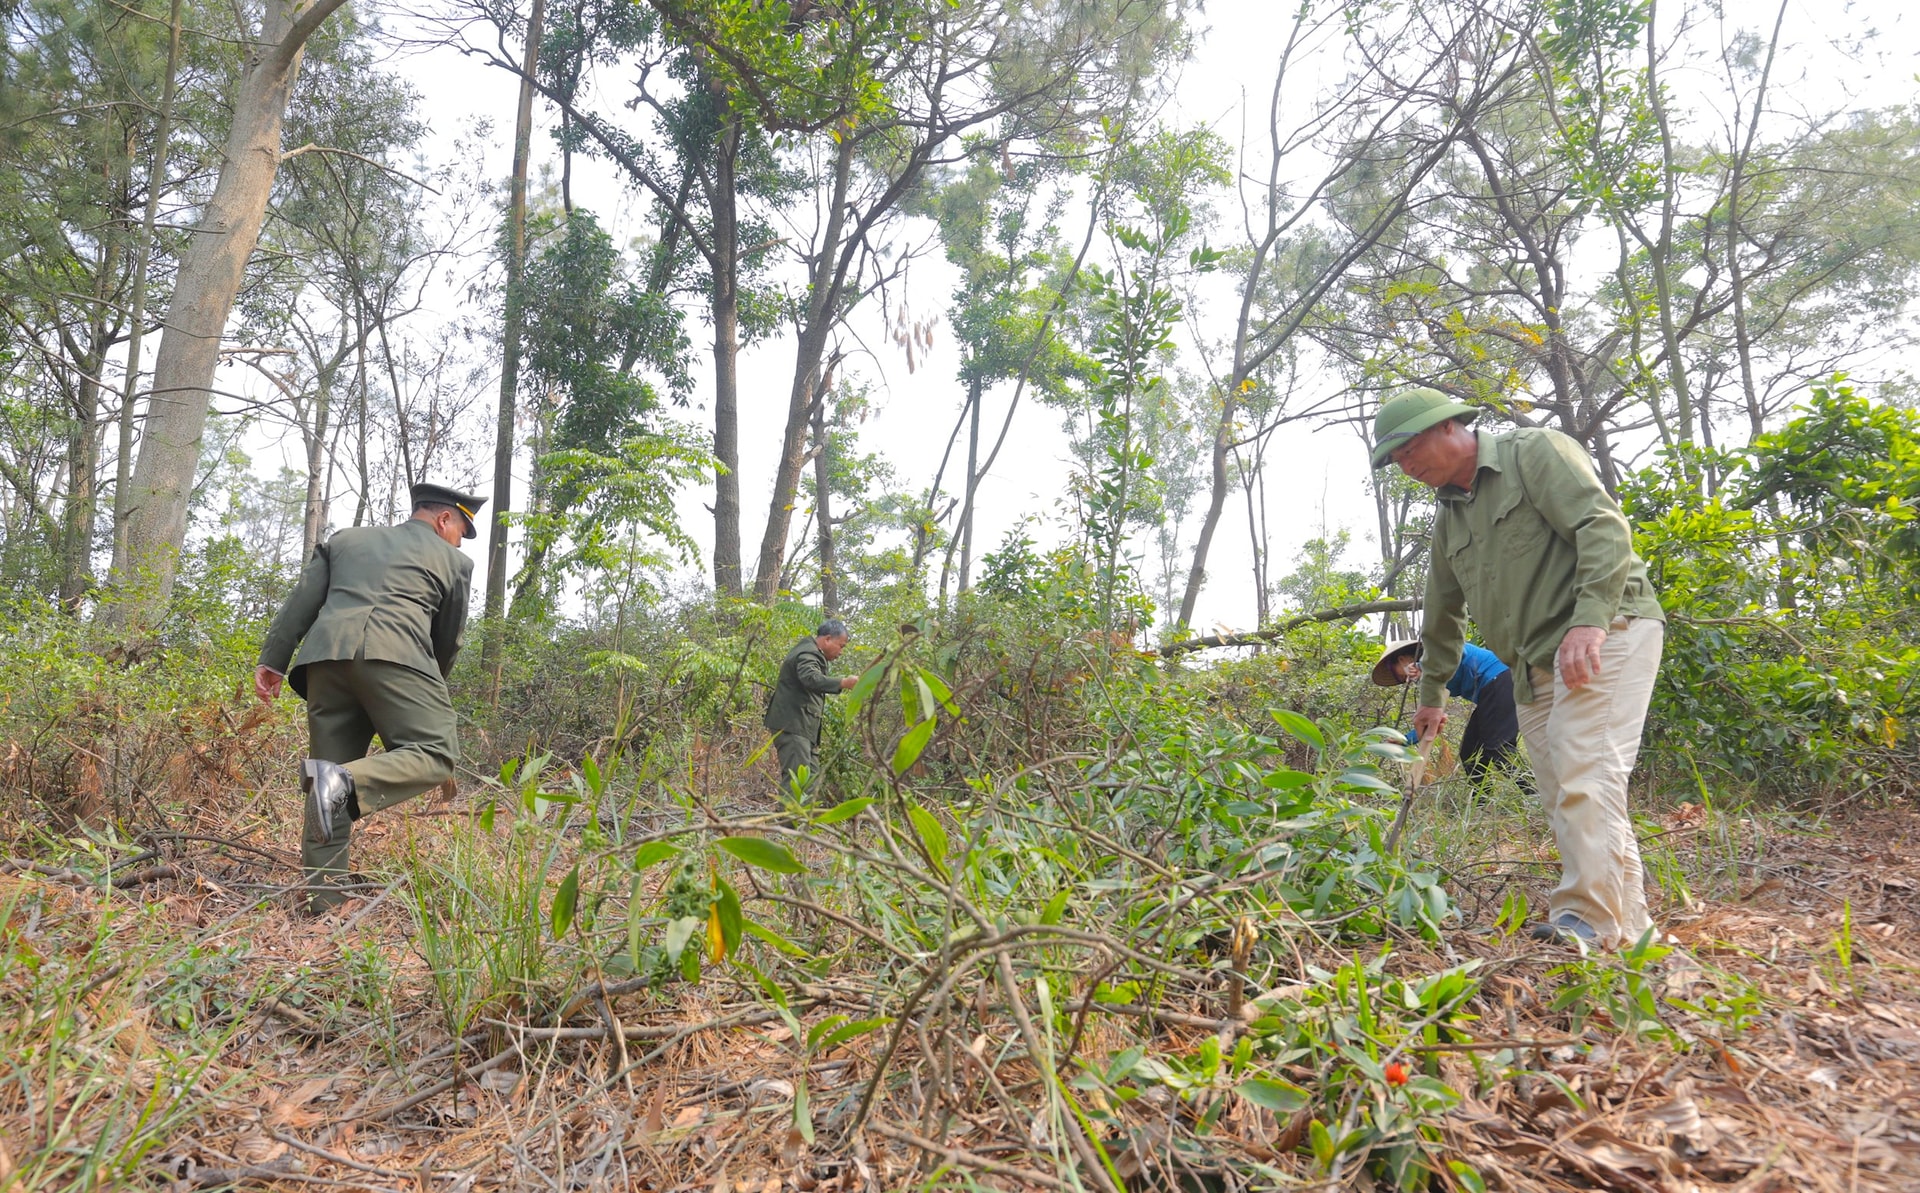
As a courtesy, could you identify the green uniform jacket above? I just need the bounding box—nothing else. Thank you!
[1421,428,1664,706]
[258,520,474,699]
[763,637,843,742]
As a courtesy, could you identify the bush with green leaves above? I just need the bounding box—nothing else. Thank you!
[1625,378,1918,796]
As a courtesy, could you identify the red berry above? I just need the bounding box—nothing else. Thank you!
[1383,1062,1409,1086]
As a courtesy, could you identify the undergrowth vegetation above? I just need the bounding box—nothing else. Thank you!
[3,549,1917,1189]
[3,383,1919,1187]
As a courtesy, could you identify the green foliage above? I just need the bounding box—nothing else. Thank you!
[1626,378,1918,793]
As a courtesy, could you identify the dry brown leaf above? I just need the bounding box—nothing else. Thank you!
[232,1131,288,1165]
[671,1104,708,1129]
[780,1126,806,1168]
[641,1083,667,1138]
[265,1076,334,1128]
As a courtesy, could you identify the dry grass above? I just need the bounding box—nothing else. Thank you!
[1,730,1917,1193]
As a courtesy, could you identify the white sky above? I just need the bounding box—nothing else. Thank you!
[248,0,1918,635]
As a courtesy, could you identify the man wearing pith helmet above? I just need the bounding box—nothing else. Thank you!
[255,481,485,913]
[1370,388,1665,947]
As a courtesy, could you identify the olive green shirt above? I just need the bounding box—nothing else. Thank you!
[1421,428,1663,706]
[259,519,473,698]
[763,638,844,743]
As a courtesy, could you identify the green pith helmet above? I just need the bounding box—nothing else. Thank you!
[1369,387,1479,469]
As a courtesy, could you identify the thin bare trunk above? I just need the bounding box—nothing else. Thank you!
[812,398,837,615]
[61,213,125,610]
[710,122,743,597]
[482,0,547,683]
[957,374,982,593]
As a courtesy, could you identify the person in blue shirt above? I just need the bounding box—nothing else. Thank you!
[1372,639,1531,791]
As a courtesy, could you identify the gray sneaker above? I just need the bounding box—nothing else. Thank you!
[1527,913,1596,944]
[301,759,356,845]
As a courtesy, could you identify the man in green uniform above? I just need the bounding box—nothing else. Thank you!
[255,482,485,912]
[1371,389,1665,948]
[763,620,857,798]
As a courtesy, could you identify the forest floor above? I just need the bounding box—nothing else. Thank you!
[2,762,1918,1193]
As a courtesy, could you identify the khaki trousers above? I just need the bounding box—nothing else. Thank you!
[301,659,460,908]
[1517,617,1664,948]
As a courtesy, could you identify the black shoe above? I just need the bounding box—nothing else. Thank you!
[1527,913,1597,944]
[301,759,356,845]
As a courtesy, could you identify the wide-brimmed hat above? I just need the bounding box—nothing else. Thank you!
[410,482,487,539]
[1369,387,1479,469]
[1370,639,1421,687]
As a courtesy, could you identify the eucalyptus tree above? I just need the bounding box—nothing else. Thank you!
[109,0,352,624]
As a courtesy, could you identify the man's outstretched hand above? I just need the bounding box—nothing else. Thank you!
[1557,625,1608,690]
[839,675,858,691]
[254,665,283,704]
[1412,704,1447,743]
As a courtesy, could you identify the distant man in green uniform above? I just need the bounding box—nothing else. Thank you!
[763,620,857,798]
[255,482,485,913]
[1371,389,1665,948]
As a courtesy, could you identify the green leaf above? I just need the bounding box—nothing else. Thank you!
[478,800,495,833]
[1269,709,1325,752]
[915,674,942,722]
[679,937,702,982]
[633,841,682,871]
[664,915,701,964]
[715,877,744,957]
[844,660,885,717]
[745,919,809,957]
[919,668,961,716]
[1041,889,1071,926]
[717,836,805,874]
[1447,1161,1488,1193]
[1261,769,1315,790]
[815,796,873,825]
[907,801,950,877]
[815,1015,889,1053]
[1238,1076,1310,1114]
[793,1075,814,1144]
[1309,1118,1336,1169]
[891,718,935,775]
[1334,769,1398,794]
[550,866,580,938]
[582,752,604,797]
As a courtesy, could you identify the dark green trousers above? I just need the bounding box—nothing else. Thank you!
[301,659,459,908]
[774,730,818,800]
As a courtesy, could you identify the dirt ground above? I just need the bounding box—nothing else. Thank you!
[3,791,1917,1192]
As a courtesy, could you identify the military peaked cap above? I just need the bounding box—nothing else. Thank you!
[410,482,487,539]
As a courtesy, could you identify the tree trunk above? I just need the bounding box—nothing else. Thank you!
[110,0,182,576]
[708,122,744,597]
[957,373,981,593]
[482,0,546,684]
[104,0,348,625]
[1176,380,1237,628]
[812,397,837,615]
[60,219,125,611]
[751,135,855,604]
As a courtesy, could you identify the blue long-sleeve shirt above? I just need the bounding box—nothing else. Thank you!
[1404,643,1508,742]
